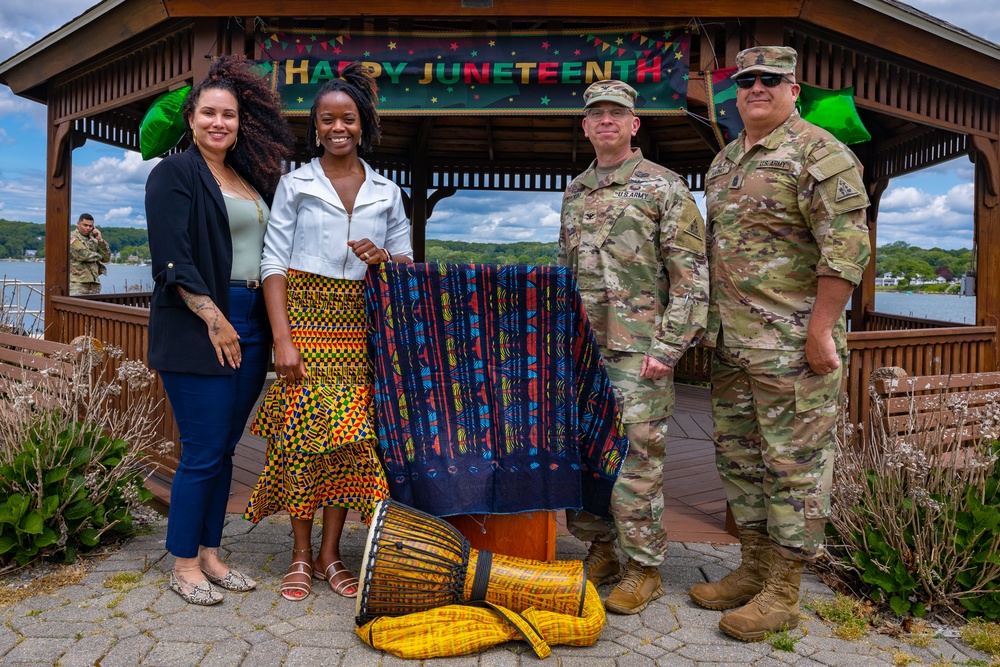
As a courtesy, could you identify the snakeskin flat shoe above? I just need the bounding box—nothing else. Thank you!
[202,568,257,592]
[169,572,223,605]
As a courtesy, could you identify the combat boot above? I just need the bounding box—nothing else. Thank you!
[689,528,772,610]
[604,558,663,615]
[583,540,621,586]
[718,552,804,642]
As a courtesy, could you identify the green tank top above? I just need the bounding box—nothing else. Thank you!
[224,195,270,281]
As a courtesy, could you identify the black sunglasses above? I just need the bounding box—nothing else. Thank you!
[734,74,790,89]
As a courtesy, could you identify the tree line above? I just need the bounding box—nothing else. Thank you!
[0,220,974,277]
[874,241,972,284]
[0,220,150,262]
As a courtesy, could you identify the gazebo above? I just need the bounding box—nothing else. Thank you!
[2,0,998,483]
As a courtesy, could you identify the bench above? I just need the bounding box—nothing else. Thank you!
[0,331,79,409]
[870,367,1000,452]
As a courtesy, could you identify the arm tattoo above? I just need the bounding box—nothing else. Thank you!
[177,287,213,314]
[177,287,222,333]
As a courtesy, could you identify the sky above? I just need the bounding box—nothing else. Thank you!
[1,1,998,250]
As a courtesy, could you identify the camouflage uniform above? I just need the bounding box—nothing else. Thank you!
[704,111,871,561]
[69,228,110,295]
[559,148,709,566]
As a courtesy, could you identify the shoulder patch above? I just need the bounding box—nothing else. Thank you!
[816,167,869,214]
[672,204,707,255]
[835,177,862,203]
[807,152,855,182]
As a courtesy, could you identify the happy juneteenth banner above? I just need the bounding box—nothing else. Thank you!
[255,25,692,116]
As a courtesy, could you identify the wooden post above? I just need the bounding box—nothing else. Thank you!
[409,160,428,262]
[192,19,219,82]
[408,119,434,262]
[44,116,73,342]
[853,175,887,332]
[972,136,1000,370]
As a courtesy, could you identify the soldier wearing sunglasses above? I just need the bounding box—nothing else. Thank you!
[690,46,871,641]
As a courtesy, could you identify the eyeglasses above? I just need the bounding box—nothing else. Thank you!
[733,74,791,89]
[584,107,633,120]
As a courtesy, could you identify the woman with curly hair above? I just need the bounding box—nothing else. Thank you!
[244,62,412,601]
[145,55,294,605]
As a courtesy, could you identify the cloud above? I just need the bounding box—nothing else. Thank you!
[877,178,973,251]
[71,150,156,227]
[103,207,134,223]
[880,186,932,211]
[945,182,975,215]
[0,156,46,223]
[75,151,158,186]
[0,1,97,63]
[906,0,1000,43]
[428,191,563,243]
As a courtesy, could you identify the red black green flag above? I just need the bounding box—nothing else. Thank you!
[706,67,742,149]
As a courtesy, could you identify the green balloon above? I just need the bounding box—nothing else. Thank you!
[797,84,871,145]
[139,85,191,160]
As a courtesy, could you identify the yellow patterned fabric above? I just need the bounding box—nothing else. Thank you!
[244,270,388,523]
[355,581,605,659]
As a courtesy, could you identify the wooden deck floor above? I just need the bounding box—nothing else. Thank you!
[219,381,735,545]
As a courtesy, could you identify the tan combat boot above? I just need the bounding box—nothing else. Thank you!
[689,528,772,610]
[604,558,663,615]
[718,552,805,642]
[583,540,621,586]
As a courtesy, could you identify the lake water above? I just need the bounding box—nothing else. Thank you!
[871,290,976,324]
[0,259,980,328]
[1,260,153,333]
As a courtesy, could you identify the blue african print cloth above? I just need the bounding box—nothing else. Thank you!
[364,263,629,517]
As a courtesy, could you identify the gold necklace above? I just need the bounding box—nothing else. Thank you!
[207,161,264,224]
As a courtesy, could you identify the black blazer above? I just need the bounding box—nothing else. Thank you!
[146,147,234,375]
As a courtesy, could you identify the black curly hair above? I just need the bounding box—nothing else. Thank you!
[305,62,382,157]
[182,55,294,199]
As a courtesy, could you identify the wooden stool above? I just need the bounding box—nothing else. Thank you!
[447,512,557,562]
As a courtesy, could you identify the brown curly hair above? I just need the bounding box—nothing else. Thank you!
[305,62,382,157]
[182,55,294,199]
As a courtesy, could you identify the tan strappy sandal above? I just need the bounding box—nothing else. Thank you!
[314,559,359,598]
[280,549,313,601]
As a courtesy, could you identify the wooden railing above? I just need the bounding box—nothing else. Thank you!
[75,291,152,308]
[862,309,968,331]
[674,345,711,383]
[45,293,998,486]
[48,295,180,475]
[844,326,998,428]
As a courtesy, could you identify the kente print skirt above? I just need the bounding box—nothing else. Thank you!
[244,269,388,524]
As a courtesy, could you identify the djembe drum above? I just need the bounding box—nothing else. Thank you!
[356,499,587,624]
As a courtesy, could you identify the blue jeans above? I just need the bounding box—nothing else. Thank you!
[161,286,271,558]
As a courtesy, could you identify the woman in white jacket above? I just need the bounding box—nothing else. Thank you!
[243,62,412,601]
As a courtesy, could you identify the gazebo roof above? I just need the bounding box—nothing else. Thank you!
[3,0,999,198]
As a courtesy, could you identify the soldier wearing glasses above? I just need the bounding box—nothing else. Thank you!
[689,47,870,640]
[558,80,709,615]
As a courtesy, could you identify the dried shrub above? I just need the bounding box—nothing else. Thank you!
[0,335,169,569]
[828,382,1000,620]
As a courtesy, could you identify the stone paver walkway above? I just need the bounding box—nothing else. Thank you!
[0,515,991,666]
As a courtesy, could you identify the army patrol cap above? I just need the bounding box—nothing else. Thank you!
[583,80,637,110]
[732,46,797,77]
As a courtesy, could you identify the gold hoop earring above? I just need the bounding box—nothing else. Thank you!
[229,134,237,152]
[192,132,199,147]
[315,134,321,147]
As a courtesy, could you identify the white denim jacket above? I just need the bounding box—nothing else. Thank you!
[261,158,412,281]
